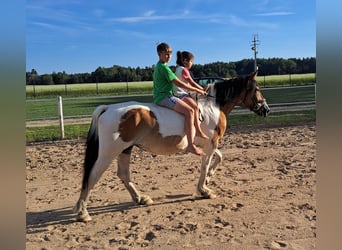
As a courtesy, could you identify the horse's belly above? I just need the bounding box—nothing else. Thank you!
[137,133,188,155]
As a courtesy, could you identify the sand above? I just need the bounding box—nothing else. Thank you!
[26,123,316,249]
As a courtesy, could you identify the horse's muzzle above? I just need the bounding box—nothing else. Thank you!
[254,99,270,117]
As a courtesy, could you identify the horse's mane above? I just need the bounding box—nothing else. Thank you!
[214,76,248,107]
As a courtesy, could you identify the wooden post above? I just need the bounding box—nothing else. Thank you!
[33,83,36,98]
[58,96,65,139]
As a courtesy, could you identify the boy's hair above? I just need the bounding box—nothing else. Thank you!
[157,42,171,53]
[176,51,194,66]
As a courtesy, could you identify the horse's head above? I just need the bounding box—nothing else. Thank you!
[212,72,270,117]
[242,72,270,117]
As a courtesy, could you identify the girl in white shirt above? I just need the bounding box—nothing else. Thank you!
[173,51,209,140]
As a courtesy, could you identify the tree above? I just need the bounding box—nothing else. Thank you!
[40,74,54,85]
[26,69,38,85]
[26,57,316,85]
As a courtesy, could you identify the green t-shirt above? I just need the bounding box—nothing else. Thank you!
[153,61,177,104]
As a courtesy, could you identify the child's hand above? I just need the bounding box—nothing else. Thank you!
[198,89,207,96]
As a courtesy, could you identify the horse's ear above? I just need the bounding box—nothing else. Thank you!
[249,71,257,80]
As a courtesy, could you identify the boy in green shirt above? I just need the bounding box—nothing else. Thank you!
[153,42,207,156]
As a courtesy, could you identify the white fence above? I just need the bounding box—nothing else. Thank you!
[27,84,316,139]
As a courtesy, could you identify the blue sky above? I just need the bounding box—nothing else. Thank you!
[26,0,315,74]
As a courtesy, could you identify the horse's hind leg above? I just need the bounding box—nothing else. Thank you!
[74,155,113,222]
[117,147,153,205]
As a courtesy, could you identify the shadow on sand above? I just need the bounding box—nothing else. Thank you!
[26,193,202,234]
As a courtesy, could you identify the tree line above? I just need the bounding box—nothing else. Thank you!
[26,57,315,85]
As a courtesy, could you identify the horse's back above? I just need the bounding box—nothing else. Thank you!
[100,101,185,137]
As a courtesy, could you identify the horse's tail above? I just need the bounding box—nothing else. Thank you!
[81,105,108,190]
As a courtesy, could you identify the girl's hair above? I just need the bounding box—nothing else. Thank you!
[176,51,194,66]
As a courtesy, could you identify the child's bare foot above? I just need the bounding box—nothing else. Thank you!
[186,145,206,156]
[196,131,210,140]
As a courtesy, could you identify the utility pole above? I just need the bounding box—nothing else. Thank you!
[251,34,260,72]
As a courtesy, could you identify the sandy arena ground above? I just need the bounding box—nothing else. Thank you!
[26,122,316,249]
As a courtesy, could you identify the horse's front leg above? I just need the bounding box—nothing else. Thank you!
[206,148,223,185]
[197,152,216,199]
[117,149,153,205]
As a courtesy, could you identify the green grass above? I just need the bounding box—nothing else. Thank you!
[256,73,315,87]
[228,109,316,127]
[26,124,90,142]
[26,81,153,99]
[26,85,315,120]
[26,95,153,120]
[26,109,316,142]
[261,85,315,104]
[26,73,315,99]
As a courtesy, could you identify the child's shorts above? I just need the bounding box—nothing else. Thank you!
[158,95,179,109]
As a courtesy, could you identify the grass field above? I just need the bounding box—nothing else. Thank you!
[26,81,153,99]
[26,73,315,99]
[26,85,316,121]
[256,73,315,87]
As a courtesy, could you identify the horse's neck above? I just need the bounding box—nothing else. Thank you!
[220,101,237,116]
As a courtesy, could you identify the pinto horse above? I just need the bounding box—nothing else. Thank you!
[74,71,270,222]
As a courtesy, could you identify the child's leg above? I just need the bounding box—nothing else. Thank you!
[158,96,205,156]
[182,97,209,139]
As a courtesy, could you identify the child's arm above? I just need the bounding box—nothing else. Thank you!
[188,77,205,91]
[173,78,206,95]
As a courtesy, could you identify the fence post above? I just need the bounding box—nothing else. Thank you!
[58,96,65,139]
[289,74,292,86]
[263,75,266,87]
[33,84,36,98]
[126,76,129,94]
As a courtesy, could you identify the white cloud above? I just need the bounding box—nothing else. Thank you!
[255,12,295,17]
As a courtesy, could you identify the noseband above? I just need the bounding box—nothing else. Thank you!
[244,80,266,112]
[251,89,267,112]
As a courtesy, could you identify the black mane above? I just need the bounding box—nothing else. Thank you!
[214,76,248,107]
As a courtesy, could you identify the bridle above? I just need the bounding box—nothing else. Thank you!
[195,80,266,113]
[244,79,267,112]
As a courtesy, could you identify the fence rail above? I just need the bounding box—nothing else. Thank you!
[26,101,316,128]
[26,85,316,133]
[26,84,316,121]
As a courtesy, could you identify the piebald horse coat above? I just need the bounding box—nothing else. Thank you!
[74,72,270,222]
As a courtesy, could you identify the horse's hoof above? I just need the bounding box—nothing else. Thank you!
[139,195,154,205]
[200,191,216,199]
[76,212,92,222]
[207,193,216,199]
